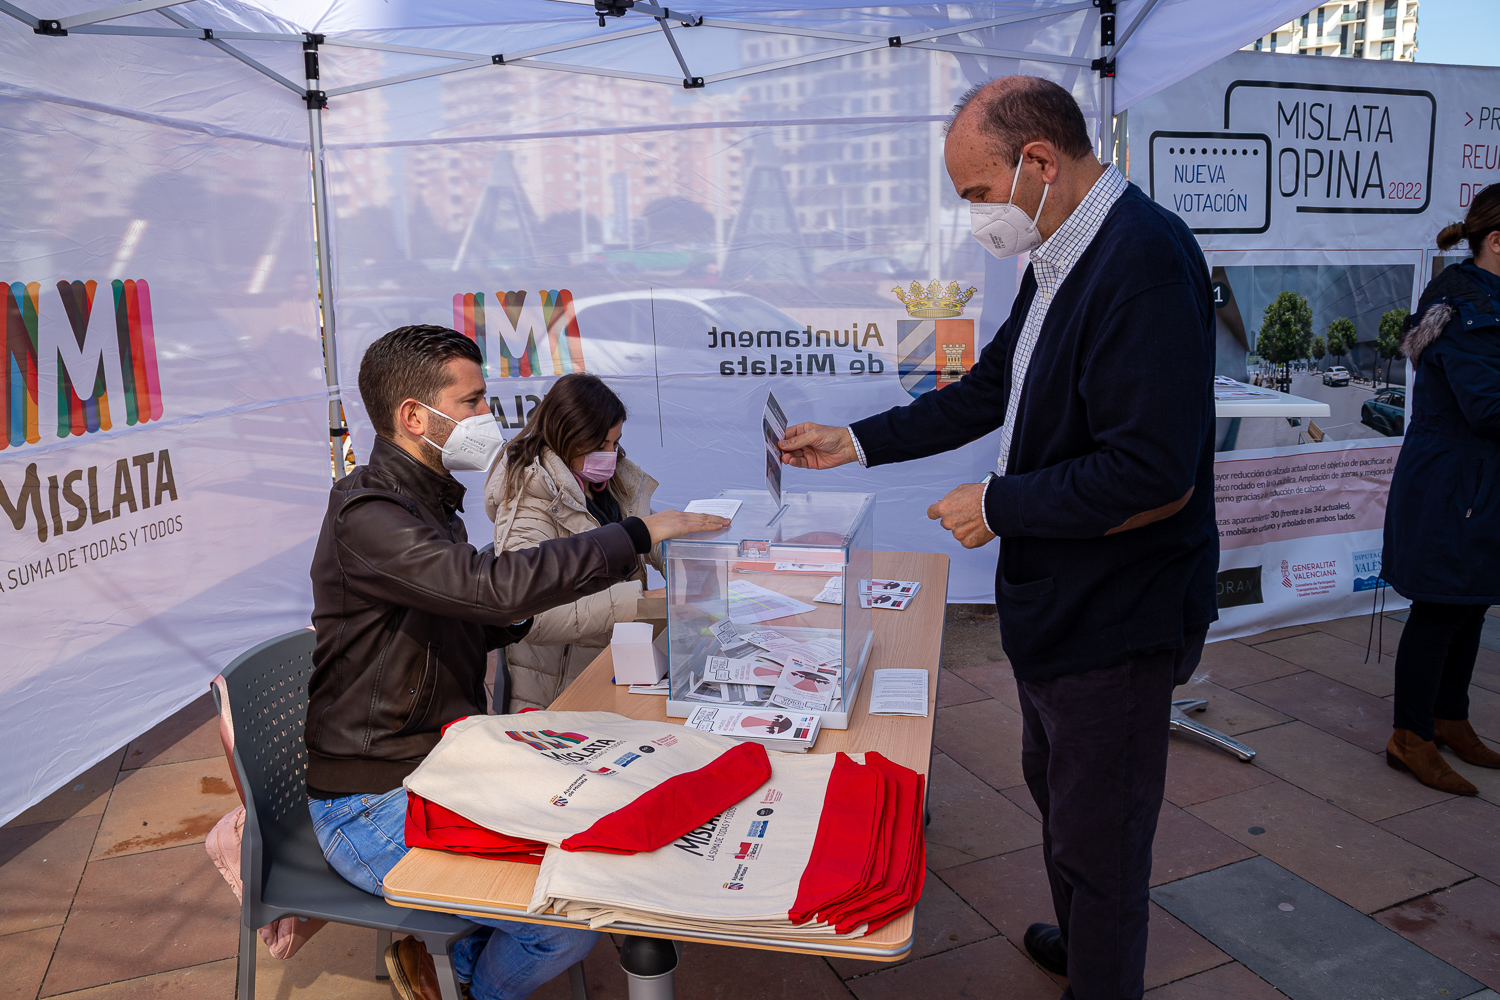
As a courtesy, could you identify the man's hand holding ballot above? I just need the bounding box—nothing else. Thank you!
[778,425,995,549]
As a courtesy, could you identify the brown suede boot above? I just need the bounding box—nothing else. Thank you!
[1386,728,1478,795]
[1435,718,1500,768]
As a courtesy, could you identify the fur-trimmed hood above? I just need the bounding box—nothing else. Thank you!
[1402,303,1452,365]
[1403,262,1500,364]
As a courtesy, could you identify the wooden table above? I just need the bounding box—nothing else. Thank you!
[382,550,949,990]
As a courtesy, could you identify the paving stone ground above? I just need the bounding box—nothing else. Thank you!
[3,606,1499,999]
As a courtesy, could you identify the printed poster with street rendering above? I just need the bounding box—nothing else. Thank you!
[1126,51,1500,637]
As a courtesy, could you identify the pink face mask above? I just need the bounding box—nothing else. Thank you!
[577,449,617,484]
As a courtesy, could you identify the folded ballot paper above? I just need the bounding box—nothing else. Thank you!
[530,750,927,939]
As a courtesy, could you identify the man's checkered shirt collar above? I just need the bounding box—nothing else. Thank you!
[1029,164,1128,292]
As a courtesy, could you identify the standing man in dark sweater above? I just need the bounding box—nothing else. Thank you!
[781,77,1216,999]
[307,325,728,1000]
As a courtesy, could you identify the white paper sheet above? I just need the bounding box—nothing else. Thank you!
[685,498,743,520]
[726,579,817,625]
[868,669,930,717]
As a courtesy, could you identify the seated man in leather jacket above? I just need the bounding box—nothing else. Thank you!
[305,325,728,1000]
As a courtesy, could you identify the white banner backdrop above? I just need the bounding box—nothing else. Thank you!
[0,91,328,824]
[1127,52,1500,638]
[324,45,1106,603]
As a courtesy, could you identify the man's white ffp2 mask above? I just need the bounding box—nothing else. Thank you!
[969,155,1050,259]
[418,401,506,473]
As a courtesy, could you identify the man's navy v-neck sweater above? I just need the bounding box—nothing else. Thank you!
[853,184,1219,680]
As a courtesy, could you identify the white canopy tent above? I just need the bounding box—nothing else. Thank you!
[0,0,1315,822]
[2,0,1317,435]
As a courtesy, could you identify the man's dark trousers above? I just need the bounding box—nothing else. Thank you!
[1016,633,1205,1000]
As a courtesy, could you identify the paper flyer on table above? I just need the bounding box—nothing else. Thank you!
[685,706,821,743]
[861,579,921,597]
[868,669,930,717]
[862,592,915,610]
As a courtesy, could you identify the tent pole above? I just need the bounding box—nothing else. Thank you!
[1099,68,1114,164]
[303,34,346,465]
[1094,1,1116,165]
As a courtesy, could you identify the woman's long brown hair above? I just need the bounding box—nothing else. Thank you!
[1437,182,1500,253]
[500,373,628,502]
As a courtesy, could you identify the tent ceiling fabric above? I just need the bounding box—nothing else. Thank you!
[3,0,1319,122]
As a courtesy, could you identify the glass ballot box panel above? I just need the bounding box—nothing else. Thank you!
[662,489,875,730]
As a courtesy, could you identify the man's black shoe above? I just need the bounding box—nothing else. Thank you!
[1023,922,1068,976]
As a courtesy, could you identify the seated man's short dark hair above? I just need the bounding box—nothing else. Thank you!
[950,76,1094,165]
[358,325,484,438]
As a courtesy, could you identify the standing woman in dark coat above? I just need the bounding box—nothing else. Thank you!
[1383,182,1500,795]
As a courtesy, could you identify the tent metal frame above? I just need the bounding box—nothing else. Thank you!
[1,0,1156,444]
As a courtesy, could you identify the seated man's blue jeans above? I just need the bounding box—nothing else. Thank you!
[309,788,598,1000]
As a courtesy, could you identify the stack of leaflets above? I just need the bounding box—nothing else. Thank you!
[860,579,921,610]
[529,749,928,941]
[685,705,821,752]
[812,577,922,610]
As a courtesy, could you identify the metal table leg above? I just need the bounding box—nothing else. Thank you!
[620,936,678,1000]
[1170,699,1256,762]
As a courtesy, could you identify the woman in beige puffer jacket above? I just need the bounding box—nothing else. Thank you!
[483,377,665,710]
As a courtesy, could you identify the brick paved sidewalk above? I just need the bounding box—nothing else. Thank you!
[3,607,1498,999]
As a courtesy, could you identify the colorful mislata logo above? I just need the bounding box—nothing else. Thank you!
[452,289,585,379]
[3,279,162,450]
[505,729,591,752]
[893,280,977,398]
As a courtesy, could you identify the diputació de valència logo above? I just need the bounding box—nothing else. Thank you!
[4,279,163,450]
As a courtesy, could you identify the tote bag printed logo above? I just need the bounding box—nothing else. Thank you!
[4,279,162,451]
[452,290,585,379]
[506,729,590,752]
[506,728,622,765]
[893,280,977,399]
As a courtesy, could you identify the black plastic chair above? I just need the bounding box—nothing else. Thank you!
[216,629,481,1000]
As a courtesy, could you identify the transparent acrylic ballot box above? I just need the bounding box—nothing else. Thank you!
[662,490,875,730]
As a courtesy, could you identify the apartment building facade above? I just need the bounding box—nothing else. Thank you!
[1244,1,1418,61]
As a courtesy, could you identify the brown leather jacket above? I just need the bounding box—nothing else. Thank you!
[307,436,642,796]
